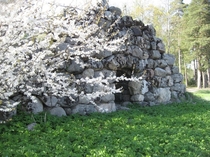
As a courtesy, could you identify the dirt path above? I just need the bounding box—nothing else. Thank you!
[186,87,199,93]
[186,87,210,93]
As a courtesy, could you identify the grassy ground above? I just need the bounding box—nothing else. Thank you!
[0,90,210,157]
[192,89,210,101]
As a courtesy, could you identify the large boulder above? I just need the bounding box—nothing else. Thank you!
[27,96,43,114]
[49,107,67,117]
[156,88,171,103]
[72,104,97,115]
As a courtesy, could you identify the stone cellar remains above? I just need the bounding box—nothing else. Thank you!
[0,0,186,120]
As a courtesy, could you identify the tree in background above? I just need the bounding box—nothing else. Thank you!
[169,0,185,68]
[129,0,147,20]
[129,0,166,39]
[181,0,210,88]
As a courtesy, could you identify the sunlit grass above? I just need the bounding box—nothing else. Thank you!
[0,91,210,156]
[193,89,210,101]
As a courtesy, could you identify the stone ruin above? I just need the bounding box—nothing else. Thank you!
[0,0,186,120]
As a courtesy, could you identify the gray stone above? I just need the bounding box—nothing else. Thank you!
[85,84,93,93]
[58,96,72,107]
[157,42,165,52]
[171,91,179,101]
[172,66,179,74]
[131,26,142,36]
[156,88,171,103]
[155,68,167,77]
[120,101,132,106]
[128,81,142,95]
[64,108,72,115]
[171,83,186,93]
[142,50,149,59]
[82,69,94,78]
[56,43,69,51]
[67,57,84,73]
[126,55,137,68]
[147,59,155,68]
[127,46,143,59]
[89,60,104,70]
[135,60,147,72]
[104,11,113,21]
[79,95,91,104]
[49,107,66,117]
[64,37,76,45]
[109,6,122,16]
[144,92,155,101]
[116,105,130,111]
[94,70,116,83]
[157,60,168,68]
[145,40,152,49]
[160,78,168,87]
[115,54,127,68]
[131,94,144,102]
[149,102,156,106]
[166,76,174,86]
[136,36,144,45]
[27,123,37,131]
[118,30,127,38]
[93,84,105,93]
[150,50,161,59]
[172,74,183,83]
[98,102,116,113]
[151,42,156,50]
[27,96,43,114]
[98,18,112,30]
[72,104,97,115]
[141,80,149,94]
[106,55,120,70]
[121,16,133,27]
[45,96,58,107]
[148,24,156,36]
[101,94,115,103]
[165,66,172,75]
[95,49,112,59]
[142,32,149,40]
[163,54,175,66]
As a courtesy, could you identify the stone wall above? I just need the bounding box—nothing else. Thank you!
[0,0,186,119]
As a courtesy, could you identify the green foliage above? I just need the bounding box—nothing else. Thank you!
[181,0,210,70]
[187,78,197,87]
[1,93,210,156]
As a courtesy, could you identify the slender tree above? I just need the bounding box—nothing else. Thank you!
[169,0,186,68]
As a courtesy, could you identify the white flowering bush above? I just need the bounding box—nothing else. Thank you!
[0,0,143,119]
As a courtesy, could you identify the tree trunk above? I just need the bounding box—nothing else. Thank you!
[202,71,207,88]
[194,60,197,82]
[197,59,202,89]
[184,62,188,87]
[207,68,210,87]
[178,48,181,73]
[197,69,202,89]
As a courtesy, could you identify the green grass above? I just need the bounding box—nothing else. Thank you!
[193,89,210,101]
[1,91,210,157]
